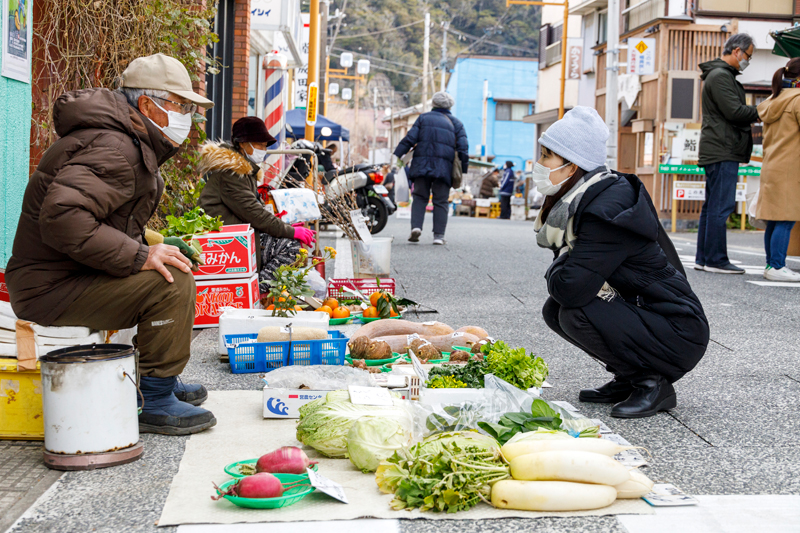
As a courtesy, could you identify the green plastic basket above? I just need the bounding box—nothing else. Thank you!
[329,316,354,326]
[359,315,401,324]
[224,459,319,479]
[400,352,451,364]
[345,353,401,367]
[214,473,315,509]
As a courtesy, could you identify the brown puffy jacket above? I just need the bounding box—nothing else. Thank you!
[197,142,295,270]
[6,88,177,325]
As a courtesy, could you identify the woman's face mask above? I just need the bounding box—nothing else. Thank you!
[532,153,574,196]
[246,143,267,164]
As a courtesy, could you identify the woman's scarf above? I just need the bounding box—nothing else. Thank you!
[782,77,800,89]
[534,169,613,252]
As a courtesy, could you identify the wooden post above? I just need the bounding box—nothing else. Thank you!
[671,195,678,234]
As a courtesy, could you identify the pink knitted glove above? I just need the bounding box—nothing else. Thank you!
[293,226,316,246]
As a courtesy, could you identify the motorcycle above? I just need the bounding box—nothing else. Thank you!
[323,163,396,234]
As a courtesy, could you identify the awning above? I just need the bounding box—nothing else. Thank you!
[285,109,350,142]
[771,26,800,58]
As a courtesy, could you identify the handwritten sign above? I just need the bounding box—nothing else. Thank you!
[350,209,373,244]
[348,385,393,406]
[307,468,349,503]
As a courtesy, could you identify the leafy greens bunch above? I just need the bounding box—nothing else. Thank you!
[375,432,509,513]
[478,399,599,445]
[425,341,549,390]
[160,207,223,238]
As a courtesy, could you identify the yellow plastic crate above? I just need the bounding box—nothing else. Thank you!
[0,358,44,440]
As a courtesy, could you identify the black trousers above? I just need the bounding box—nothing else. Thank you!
[499,195,511,219]
[542,297,649,381]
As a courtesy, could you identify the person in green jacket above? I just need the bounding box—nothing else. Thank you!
[695,33,760,275]
[198,117,316,284]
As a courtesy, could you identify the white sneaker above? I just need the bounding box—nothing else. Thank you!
[764,266,800,282]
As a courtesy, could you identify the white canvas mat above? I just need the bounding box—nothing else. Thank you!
[158,391,654,526]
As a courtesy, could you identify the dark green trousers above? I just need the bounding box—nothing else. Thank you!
[52,266,195,378]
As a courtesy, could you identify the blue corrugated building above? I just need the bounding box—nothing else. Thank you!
[447,55,539,170]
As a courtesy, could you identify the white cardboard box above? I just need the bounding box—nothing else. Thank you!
[218,308,330,355]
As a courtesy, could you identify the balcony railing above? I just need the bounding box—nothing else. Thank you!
[545,41,563,67]
[623,0,666,33]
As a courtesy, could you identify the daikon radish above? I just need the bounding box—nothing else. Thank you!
[491,480,617,512]
[614,469,654,499]
[510,451,630,486]
[502,436,640,461]
[350,320,454,341]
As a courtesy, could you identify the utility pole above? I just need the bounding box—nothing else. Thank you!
[305,0,321,142]
[605,0,619,170]
[422,12,430,111]
[440,21,449,92]
[319,0,330,118]
[354,77,360,159]
[481,79,489,162]
[372,87,378,164]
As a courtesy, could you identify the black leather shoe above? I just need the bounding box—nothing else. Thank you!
[610,376,676,418]
[579,378,634,403]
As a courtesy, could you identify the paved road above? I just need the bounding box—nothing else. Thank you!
[6,214,800,533]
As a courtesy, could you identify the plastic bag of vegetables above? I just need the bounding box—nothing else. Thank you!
[295,394,413,458]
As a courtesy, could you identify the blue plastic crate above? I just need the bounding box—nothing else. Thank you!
[225,331,348,374]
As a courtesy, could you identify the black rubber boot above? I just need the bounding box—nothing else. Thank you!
[173,378,208,406]
[579,378,635,404]
[138,376,217,435]
[610,376,676,419]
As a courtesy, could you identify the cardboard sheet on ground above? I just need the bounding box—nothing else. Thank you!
[159,391,654,526]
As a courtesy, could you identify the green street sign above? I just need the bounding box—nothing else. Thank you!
[658,164,760,176]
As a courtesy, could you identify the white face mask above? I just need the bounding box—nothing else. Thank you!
[247,145,267,164]
[737,50,750,72]
[532,161,571,196]
[147,98,193,145]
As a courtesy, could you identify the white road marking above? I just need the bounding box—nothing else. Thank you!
[178,520,401,533]
[617,495,800,533]
[746,281,800,288]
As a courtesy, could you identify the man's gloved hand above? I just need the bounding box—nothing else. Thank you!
[144,229,203,271]
[292,223,317,247]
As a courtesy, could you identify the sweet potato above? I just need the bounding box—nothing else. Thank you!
[373,332,480,354]
[455,326,490,340]
[351,320,454,341]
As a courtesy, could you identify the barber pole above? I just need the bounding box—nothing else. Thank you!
[262,52,288,190]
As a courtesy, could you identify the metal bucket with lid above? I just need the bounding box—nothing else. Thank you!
[40,344,140,460]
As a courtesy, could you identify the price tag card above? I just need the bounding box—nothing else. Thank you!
[307,468,349,504]
[280,326,293,334]
[348,385,393,406]
[422,321,437,326]
[604,433,648,467]
[643,484,698,507]
[350,209,374,244]
[551,400,580,413]
[589,419,614,434]
[451,332,465,338]
[409,351,429,382]
[406,333,420,344]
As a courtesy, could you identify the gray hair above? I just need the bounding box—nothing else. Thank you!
[723,33,755,55]
[117,87,171,110]
[432,91,455,110]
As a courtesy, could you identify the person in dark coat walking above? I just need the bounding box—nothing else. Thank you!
[394,91,469,245]
[499,161,515,219]
[479,169,500,198]
[696,33,760,274]
[534,106,709,418]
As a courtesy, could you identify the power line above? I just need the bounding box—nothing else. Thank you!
[329,52,421,78]
[447,25,537,54]
[331,47,423,71]
[336,19,424,40]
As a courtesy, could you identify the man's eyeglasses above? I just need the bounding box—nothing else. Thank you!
[740,48,752,61]
[150,96,197,115]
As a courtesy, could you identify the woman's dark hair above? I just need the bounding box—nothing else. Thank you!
[231,139,243,153]
[771,57,800,99]
[539,146,587,223]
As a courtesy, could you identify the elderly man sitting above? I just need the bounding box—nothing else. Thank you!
[6,54,216,436]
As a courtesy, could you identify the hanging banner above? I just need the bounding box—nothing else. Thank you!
[306,82,318,126]
[2,0,32,83]
[293,13,310,108]
[567,40,582,80]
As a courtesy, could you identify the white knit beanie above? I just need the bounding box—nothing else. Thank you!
[432,91,455,110]
[539,106,609,171]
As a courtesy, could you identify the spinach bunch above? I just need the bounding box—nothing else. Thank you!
[478,399,563,445]
[427,359,488,389]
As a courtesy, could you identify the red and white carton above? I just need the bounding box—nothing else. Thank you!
[193,224,257,279]
[194,273,261,328]
[0,269,9,303]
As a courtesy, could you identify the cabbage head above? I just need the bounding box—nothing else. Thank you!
[296,398,413,458]
[346,416,412,473]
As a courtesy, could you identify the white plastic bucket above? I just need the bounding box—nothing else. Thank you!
[351,237,393,278]
[40,345,139,455]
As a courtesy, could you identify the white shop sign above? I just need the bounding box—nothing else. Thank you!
[673,181,746,202]
[629,38,656,76]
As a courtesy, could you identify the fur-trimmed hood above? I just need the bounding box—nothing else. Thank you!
[199,141,264,181]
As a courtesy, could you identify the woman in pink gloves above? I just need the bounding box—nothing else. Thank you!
[199,117,316,288]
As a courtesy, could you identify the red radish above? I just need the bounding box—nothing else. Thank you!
[255,446,318,474]
[212,472,308,500]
